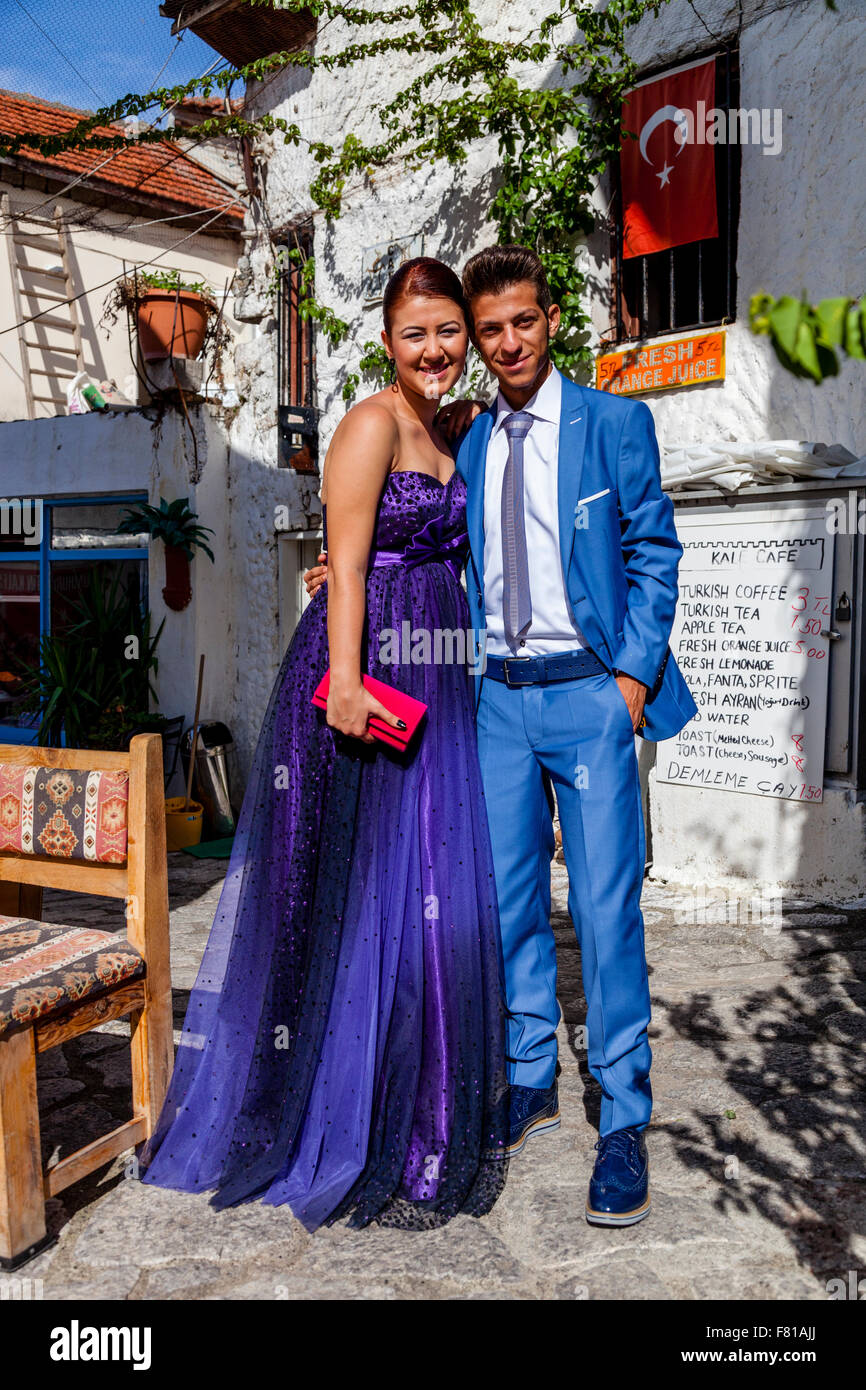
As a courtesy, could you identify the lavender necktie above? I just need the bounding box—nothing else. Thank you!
[501,410,534,648]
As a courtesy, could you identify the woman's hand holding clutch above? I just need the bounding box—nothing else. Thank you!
[325,677,407,745]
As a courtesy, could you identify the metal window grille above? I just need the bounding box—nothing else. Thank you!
[276,224,318,472]
[609,47,741,345]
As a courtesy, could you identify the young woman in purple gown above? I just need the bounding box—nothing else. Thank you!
[139,258,509,1230]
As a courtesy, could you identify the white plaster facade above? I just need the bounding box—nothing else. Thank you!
[0,181,246,423]
[232,0,866,898]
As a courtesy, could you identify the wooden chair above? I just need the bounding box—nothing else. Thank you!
[0,734,172,1269]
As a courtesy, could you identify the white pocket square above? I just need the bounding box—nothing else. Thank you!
[577,487,611,506]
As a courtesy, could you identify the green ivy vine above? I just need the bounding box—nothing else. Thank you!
[3,0,846,392]
[2,0,671,392]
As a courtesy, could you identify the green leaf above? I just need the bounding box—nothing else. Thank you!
[845,303,866,360]
[767,295,803,356]
[815,341,840,380]
[768,334,807,380]
[814,297,849,349]
[793,320,822,382]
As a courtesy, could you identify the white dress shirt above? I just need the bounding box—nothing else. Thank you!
[483,366,587,657]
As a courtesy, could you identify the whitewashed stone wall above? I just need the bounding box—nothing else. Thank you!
[235,0,865,896]
[247,0,865,449]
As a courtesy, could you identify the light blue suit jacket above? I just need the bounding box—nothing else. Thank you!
[455,373,698,742]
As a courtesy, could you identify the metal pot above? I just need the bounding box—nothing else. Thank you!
[181,720,237,837]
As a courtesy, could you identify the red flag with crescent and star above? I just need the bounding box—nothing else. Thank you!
[620,57,718,259]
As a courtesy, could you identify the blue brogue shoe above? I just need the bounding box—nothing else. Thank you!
[507,1081,561,1156]
[585,1126,651,1226]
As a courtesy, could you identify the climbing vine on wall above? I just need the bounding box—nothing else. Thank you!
[1,0,675,390]
[2,1,852,390]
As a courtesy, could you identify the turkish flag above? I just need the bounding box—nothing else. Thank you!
[620,58,718,259]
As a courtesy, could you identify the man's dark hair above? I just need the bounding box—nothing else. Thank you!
[461,244,552,314]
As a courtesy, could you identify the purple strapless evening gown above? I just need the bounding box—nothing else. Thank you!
[140,469,509,1230]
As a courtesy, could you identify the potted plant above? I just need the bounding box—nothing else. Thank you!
[19,569,167,750]
[102,269,226,363]
[117,497,215,612]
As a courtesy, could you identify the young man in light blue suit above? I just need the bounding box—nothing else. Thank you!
[455,245,697,1226]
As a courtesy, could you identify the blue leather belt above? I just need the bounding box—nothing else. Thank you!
[485,648,606,687]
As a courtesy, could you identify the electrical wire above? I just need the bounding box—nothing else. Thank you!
[0,196,244,337]
[0,125,244,240]
[0,116,244,239]
[120,200,245,233]
[0,19,321,287]
[11,0,105,105]
[0,191,243,238]
[0,53,228,231]
[148,36,185,93]
[2,9,330,236]
[0,17,335,240]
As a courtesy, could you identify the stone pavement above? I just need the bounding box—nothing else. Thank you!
[11,854,866,1301]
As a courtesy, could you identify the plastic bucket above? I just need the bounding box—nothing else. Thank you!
[164,796,204,851]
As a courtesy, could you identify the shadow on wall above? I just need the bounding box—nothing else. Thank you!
[63,232,109,389]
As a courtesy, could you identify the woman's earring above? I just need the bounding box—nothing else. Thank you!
[388,357,398,391]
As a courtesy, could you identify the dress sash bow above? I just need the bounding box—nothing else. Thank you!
[371,510,467,581]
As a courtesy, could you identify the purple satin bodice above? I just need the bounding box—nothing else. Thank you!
[323,468,469,581]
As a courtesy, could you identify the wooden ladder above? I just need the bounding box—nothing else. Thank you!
[2,195,85,418]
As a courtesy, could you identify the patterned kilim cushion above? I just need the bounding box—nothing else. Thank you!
[0,914,144,1037]
[0,764,129,863]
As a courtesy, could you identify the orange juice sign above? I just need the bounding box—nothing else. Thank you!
[596,330,725,395]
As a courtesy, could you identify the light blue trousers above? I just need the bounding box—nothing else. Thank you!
[476,668,652,1134]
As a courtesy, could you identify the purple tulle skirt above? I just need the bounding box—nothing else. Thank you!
[140,472,509,1230]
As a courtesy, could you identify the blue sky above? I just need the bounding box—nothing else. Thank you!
[1,0,222,113]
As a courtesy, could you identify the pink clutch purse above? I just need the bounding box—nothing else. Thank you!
[311,670,427,750]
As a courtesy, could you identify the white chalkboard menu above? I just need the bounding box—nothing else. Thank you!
[656,505,835,802]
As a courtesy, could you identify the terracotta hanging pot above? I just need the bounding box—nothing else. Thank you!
[162,544,192,611]
[136,290,209,361]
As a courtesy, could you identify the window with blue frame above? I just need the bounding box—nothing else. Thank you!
[0,495,148,744]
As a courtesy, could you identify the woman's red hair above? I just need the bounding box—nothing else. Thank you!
[382,256,467,331]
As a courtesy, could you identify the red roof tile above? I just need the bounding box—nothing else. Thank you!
[0,90,244,228]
